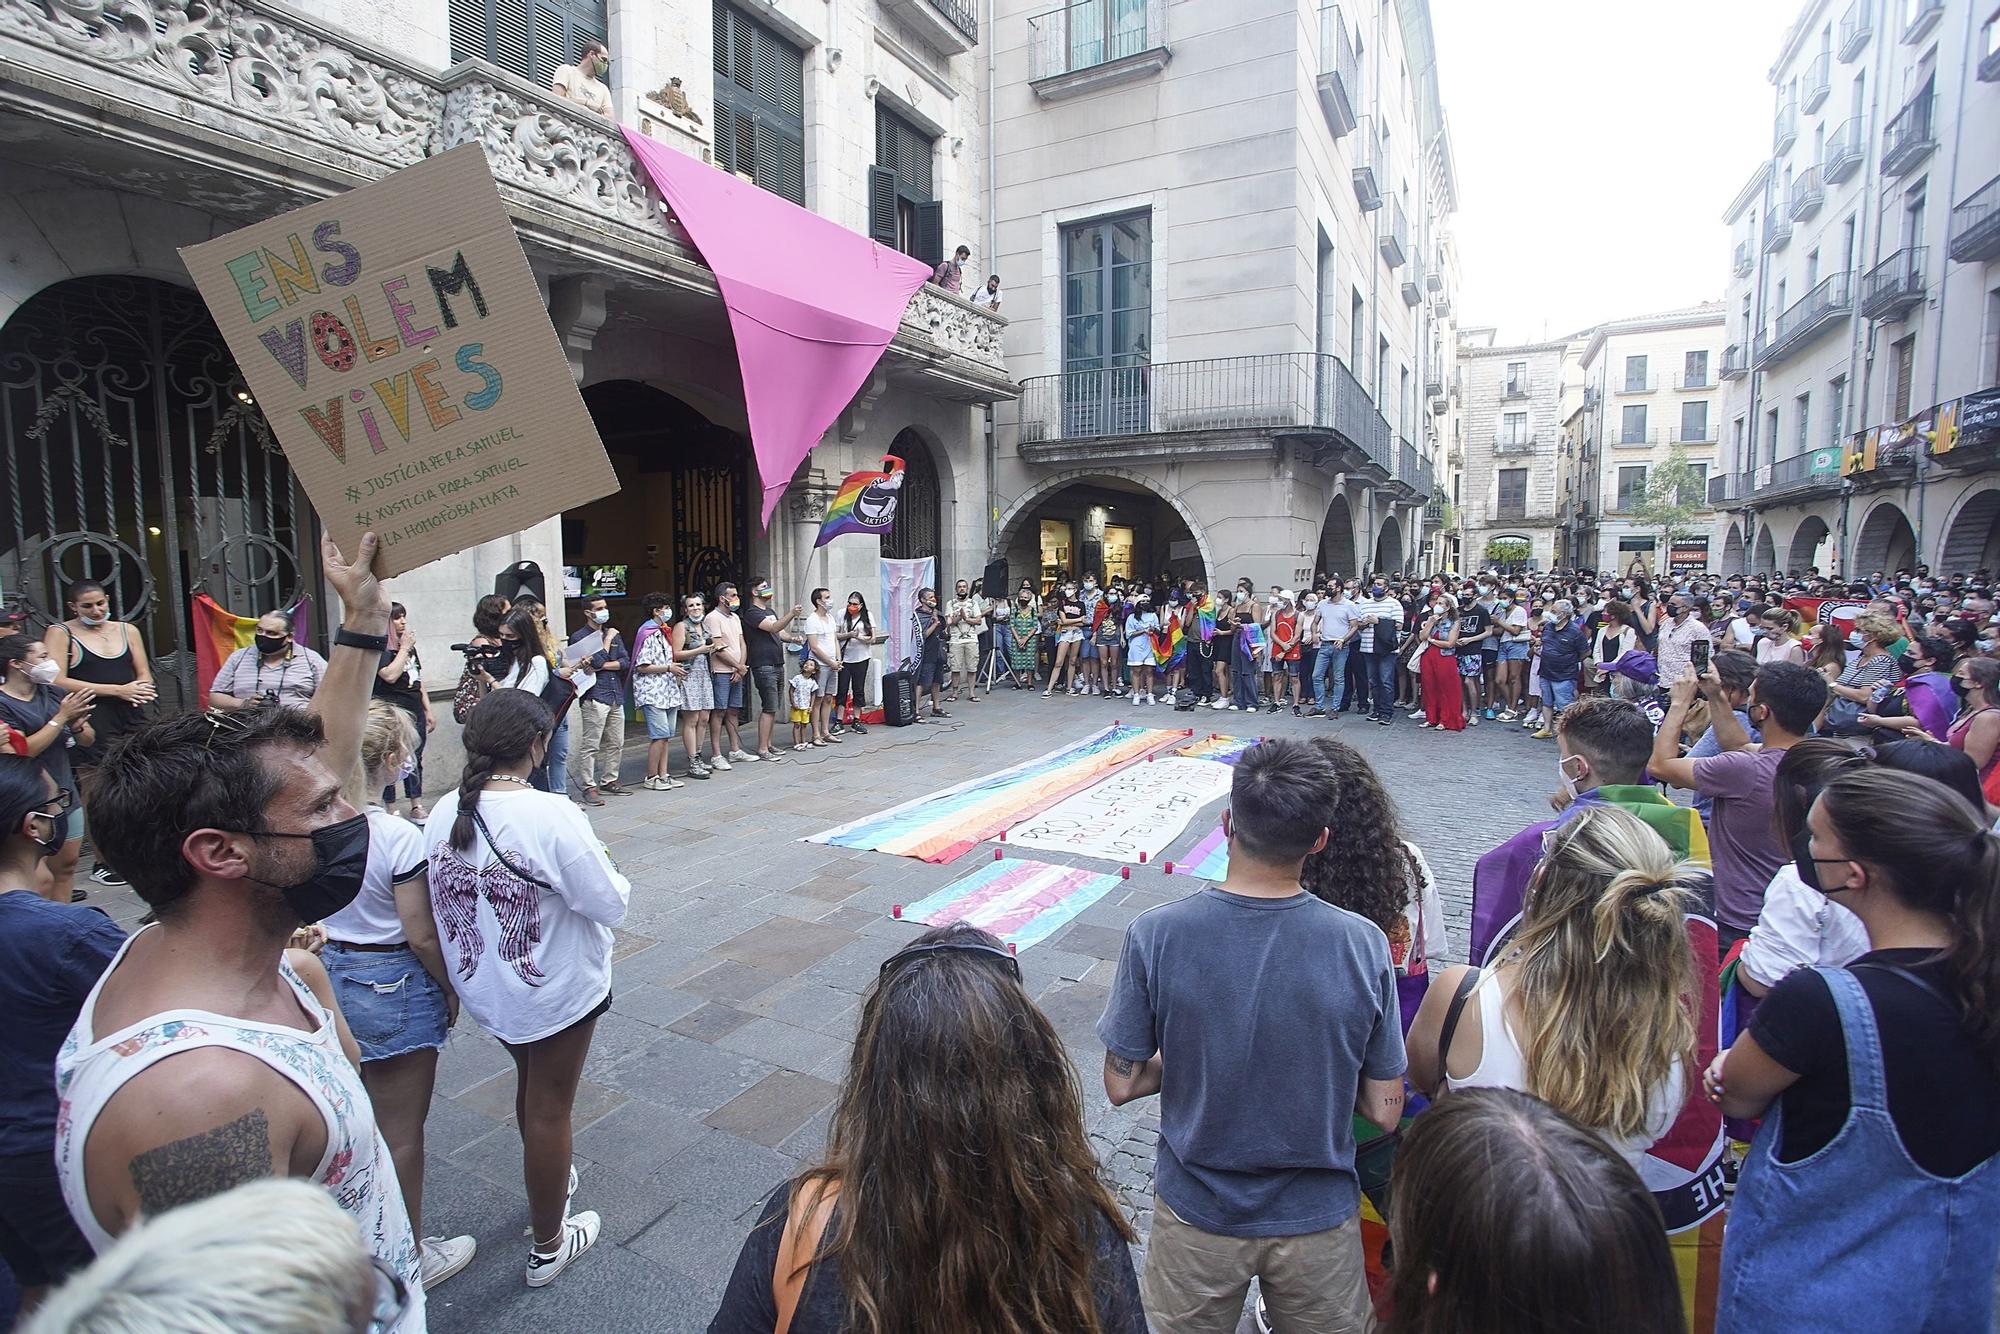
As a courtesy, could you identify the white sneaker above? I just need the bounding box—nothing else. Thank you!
[709,753,733,771]
[1159,692,1175,704]
[729,748,758,762]
[1210,698,1229,710]
[525,1211,600,1288]
[421,1234,477,1290]
[1409,708,1427,720]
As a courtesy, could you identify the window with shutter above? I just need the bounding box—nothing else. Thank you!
[914,201,944,269]
[713,3,807,205]
[449,0,603,87]
[867,165,898,247]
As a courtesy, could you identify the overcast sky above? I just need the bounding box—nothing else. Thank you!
[1430,0,1798,342]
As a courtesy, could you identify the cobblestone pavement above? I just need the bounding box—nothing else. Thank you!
[78,690,1558,1332]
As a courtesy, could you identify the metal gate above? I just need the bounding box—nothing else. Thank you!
[882,429,941,584]
[673,421,749,600]
[1,276,316,709]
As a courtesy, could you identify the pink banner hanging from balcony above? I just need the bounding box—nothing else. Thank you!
[621,129,935,528]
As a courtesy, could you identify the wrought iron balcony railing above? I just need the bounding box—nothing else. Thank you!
[1950,174,2000,264]
[1801,51,1831,112]
[1720,343,1751,379]
[1029,0,1164,81]
[1883,83,1937,176]
[1839,0,1873,60]
[1754,272,1853,367]
[1765,213,1793,253]
[1904,0,1943,43]
[1381,195,1408,268]
[1859,246,1926,321]
[1316,4,1360,137]
[1789,164,1825,221]
[1824,118,1865,182]
[1774,100,1798,151]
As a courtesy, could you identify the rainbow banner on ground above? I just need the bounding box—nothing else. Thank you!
[897,856,1127,951]
[1175,734,1259,764]
[1169,823,1230,880]
[805,724,1182,863]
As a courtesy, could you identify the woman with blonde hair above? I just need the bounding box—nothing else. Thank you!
[1756,606,1807,666]
[1822,611,1903,735]
[1407,804,1697,1167]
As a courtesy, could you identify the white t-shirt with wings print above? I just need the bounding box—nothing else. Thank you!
[423,786,630,1044]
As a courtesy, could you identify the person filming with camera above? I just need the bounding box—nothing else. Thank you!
[207,610,326,712]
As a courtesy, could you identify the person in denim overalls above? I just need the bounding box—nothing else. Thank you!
[1708,769,2000,1332]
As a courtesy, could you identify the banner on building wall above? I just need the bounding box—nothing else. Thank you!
[816,456,904,547]
[177,146,618,577]
[1948,387,2000,455]
[881,556,935,671]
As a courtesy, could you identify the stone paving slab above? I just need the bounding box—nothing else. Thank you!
[66,690,1558,1330]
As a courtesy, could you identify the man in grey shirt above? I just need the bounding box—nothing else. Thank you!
[1099,738,1405,1332]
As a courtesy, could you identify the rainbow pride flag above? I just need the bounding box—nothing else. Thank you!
[814,455,904,547]
[1175,734,1258,764]
[898,857,1127,951]
[1154,611,1186,670]
[805,724,1182,862]
[192,591,309,709]
[1195,596,1217,643]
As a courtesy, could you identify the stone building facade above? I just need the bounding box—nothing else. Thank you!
[1454,331,1572,573]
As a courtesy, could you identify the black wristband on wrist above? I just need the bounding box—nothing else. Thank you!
[334,628,390,652]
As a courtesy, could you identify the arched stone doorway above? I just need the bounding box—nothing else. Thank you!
[1374,513,1403,575]
[996,471,1210,592]
[882,427,942,578]
[1318,494,1359,579]
[1721,524,1746,575]
[571,380,750,606]
[1940,489,2000,574]
[1752,525,1777,574]
[1787,516,1833,575]
[1,275,312,708]
[1851,502,1917,576]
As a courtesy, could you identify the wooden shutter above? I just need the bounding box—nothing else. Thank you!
[915,200,945,269]
[867,166,897,247]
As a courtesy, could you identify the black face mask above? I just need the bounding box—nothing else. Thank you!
[254,634,289,657]
[1953,678,1970,700]
[234,812,371,924]
[31,805,70,858]
[1791,827,1826,894]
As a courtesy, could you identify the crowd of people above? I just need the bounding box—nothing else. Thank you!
[1,545,1997,1333]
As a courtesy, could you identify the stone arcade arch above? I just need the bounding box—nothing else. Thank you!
[1721,524,1746,575]
[1940,489,2000,575]
[1851,501,1917,576]
[1786,515,1833,575]
[1752,525,1777,575]
[994,468,1214,590]
[1318,493,1359,578]
[1373,513,1404,575]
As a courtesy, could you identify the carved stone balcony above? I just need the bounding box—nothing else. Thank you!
[0,0,1013,399]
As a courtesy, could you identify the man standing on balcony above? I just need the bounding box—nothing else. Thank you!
[552,42,612,117]
[933,245,969,295]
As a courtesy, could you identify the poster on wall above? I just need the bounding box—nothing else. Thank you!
[1668,538,1710,576]
[178,145,619,577]
[881,556,935,672]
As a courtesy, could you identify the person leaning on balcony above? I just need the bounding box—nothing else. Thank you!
[933,245,969,294]
[980,275,1002,312]
[552,42,612,116]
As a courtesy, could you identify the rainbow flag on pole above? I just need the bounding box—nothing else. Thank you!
[192,591,309,709]
[814,455,904,547]
[1157,611,1186,670]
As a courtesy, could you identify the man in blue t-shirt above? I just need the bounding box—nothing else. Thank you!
[1098,739,1405,1332]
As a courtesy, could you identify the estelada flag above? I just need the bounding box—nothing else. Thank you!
[814,456,904,547]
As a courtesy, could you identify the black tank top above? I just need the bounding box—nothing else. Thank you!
[64,623,143,764]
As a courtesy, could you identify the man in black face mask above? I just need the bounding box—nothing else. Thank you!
[53,532,431,1327]
[207,609,328,713]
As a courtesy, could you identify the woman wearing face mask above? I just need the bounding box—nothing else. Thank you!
[1735,739,1873,1000]
[373,603,433,823]
[1756,608,1807,666]
[1416,594,1465,732]
[1047,584,1086,698]
[1947,655,2000,804]
[1708,771,2000,1331]
[630,599,688,790]
[1123,595,1160,705]
[321,702,474,1291]
[40,581,155,846]
[671,593,721,772]
[1860,635,1956,742]
[0,636,95,903]
[1007,588,1040,688]
[1626,576,1661,654]
[1093,587,1125,698]
[425,689,630,1289]
[0,756,125,1310]
[831,592,878,738]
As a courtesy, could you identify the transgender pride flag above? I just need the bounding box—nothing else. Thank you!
[897,857,1127,952]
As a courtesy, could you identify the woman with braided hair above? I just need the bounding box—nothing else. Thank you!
[423,689,629,1289]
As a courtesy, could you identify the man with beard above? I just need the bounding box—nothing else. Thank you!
[51,533,429,1330]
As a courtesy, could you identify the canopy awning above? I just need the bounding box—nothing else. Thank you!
[621,129,935,528]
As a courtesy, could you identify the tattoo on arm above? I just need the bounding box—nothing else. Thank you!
[129,1109,273,1216]
[1107,1053,1137,1077]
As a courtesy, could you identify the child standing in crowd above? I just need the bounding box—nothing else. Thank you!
[789,657,821,751]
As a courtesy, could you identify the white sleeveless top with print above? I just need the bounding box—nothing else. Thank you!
[54,926,424,1331]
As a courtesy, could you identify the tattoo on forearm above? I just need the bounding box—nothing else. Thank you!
[1107,1054,1137,1077]
[129,1109,273,1216]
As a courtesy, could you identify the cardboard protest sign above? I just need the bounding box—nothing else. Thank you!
[179,144,618,577]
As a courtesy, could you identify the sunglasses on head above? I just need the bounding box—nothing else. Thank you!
[878,938,1021,984]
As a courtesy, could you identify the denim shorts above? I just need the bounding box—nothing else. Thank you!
[711,672,746,710]
[1498,640,1530,662]
[642,704,678,739]
[323,942,448,1060]
[749,663,785,715]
